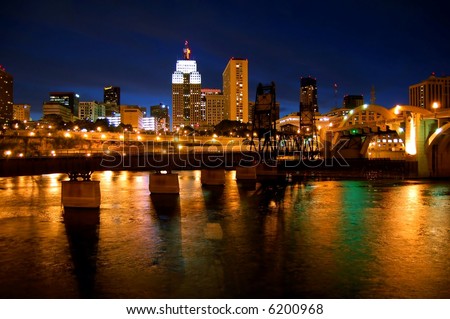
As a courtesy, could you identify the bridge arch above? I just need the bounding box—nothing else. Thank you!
[427,122,450,150]
[337,104,396,129]
[390,105,434,117]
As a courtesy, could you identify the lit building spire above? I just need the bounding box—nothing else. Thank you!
[183,40,191,60]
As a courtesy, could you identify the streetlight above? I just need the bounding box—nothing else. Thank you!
[432,101,439,118]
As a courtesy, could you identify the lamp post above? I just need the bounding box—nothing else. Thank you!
[432,102,439,117]
[432,102,440,128]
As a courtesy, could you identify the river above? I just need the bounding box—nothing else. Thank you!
[1,171,449,298]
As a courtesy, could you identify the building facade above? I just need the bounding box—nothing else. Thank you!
[150,103,170,132]
[222,58,248,123]
[120,105,143,130]
[49,92,79,118]
[0,66,14,121]
[409,73,450,110]
[202,89,224,126]
[172,41,202,129]
[299,76,318,133]
[300,76,318,113]
[13,104,31,122]
[103,86,120,116]
[343,94,364,109]
[78,101,105,122]
[43,102,73,122]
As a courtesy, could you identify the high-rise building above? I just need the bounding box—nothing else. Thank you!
[0,66,14,121]
[79,101,104,122]
[201,89,224,126]
[222,58,248,123]
[103,86,120,116]
[343,95,364,109]
[13,104,31,122]
[172,41,202,129]
[300,76,318,113]
[104,86,120,105]
[299,76,318,137]
[49,92,79,118]
[409,73,450,110]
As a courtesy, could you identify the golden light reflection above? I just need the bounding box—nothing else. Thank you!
[405,116,417,155]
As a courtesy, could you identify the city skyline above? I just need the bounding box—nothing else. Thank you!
[1,0,449,121]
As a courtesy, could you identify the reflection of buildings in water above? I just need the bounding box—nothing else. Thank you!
[63,208,100,298]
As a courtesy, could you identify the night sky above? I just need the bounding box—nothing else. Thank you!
[2,0,449,121]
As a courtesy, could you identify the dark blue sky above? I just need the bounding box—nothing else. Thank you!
[2,0,449,121]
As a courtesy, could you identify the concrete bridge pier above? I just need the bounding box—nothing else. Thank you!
[201,169,225,185]
[61,179,101,208]
[149,172,180,194]
[406,115,436,178]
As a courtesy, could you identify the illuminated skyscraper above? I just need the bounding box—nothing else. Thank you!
[222,58,248,123]
[409,73,450,110]
[0,65,14,121]
[172,41,202,129]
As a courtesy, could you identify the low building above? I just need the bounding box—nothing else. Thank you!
[120,105,143,130]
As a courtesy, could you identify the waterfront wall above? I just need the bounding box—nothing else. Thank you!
[0,153,419,180]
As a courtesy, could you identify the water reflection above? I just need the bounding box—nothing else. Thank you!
[1,172,450,298]
[63,208,100,298]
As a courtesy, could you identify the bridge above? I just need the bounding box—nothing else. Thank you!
[315,104,450,177]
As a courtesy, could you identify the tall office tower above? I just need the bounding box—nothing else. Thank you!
[299,76,318,135]
[103,86,120,116]
[13,104,31,121]
[343,95,364,109]
[409,73,450,110]
[0,66,14,121]
[49,92,79,118]
[222,58,248,123]
[172,41,202,129]
[201,89,224,126]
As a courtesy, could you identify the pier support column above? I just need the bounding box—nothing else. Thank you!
[405,115,434,178]
[236,166,257,180]
[149,172,180,194]
[61,181,101,208]
[201,169,225,185]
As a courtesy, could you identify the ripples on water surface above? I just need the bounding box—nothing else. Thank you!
[1,171,450,298]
